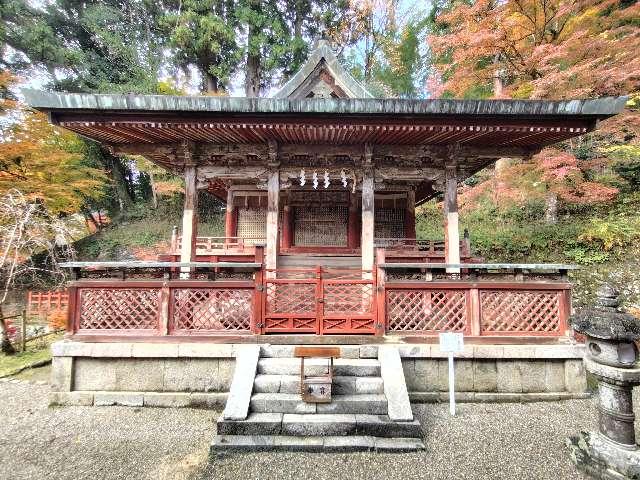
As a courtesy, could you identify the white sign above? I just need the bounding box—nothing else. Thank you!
[439,332,464,353]
[439,332,465,416]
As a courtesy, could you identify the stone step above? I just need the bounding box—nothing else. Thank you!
[257,358,381,376]
[210,434,425,453]
[253,374,384,395]
[259,345,379,359]
[217,412,421,438]
[250,393,388,414]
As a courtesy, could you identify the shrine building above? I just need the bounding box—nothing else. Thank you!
[25,40,626,452]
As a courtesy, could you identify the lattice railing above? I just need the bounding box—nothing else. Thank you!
[77,288,160,331]
[384,282,570,337]
[386,289,468,333]
[172,288,252,332]
[70,279,257,335]
[480,290,563,334]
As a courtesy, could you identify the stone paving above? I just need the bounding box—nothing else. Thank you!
[3,370,640,480]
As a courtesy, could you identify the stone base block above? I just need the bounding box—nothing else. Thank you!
[94,392,144,407]
[49,391,94,406]
[567,431,640,480]
[49,391,226,408]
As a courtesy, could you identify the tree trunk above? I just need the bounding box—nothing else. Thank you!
[245,52,261,97]
[103,150,134,211]
[545,192,558,225]
[149,172,158,209]
[204,72,222,94]
[245,0,261,97]
[0,305,16,355]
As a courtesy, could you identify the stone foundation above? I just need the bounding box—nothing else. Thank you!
[50,341,588,407]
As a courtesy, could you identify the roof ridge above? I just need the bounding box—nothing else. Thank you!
[272,39,374,99]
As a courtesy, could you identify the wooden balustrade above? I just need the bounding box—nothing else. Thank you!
[60,255,575,340]
[173,235,266,254]
[375,252,575,337]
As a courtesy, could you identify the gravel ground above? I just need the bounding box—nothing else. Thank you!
[2,371,638,480]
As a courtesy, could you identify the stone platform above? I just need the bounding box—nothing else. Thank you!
[211,345,425,453]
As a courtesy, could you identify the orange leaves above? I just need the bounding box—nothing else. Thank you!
[429,0,640,100]
[0,84,107,214]
[460,148,619,211]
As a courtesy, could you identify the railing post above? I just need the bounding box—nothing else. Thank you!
[159,283,171,336]
[469,287,481,336]
[66,285,78,335]
[375,248,386,336]
[253,246,265,334]
[171,225,178,253]
[315,266,323,335]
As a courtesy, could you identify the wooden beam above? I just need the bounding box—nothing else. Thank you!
[405,189,416,239]
[265,141,280,276]
[224,190,237,243]
[361,145,375,273]
[444,150,460,274]
[180,165,198,275]
[347,191,359,249]
[281,205,293,250]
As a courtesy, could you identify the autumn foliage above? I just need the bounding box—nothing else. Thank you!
[428,0,640,99]
[460,148,619,210]
[0,73,106,214]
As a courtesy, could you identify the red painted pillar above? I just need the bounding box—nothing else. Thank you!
[224,190,237,243]
[282,205,292,251]
[404,189,416,243]
[347,192,359,250]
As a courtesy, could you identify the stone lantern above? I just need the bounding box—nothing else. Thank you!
[567,284,640,479]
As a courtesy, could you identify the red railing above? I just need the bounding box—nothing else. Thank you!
[262,268,377,335]
[61,253,574,339]
[376,251,573,337]
[27,290,69,318]
[68,279,259,336]
[382,282,570,336]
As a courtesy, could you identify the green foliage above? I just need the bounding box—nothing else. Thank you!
[417,190,640,266]
[578,216,640,251]
[75,193,225,260]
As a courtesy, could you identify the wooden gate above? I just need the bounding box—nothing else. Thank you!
[262,268,377,335]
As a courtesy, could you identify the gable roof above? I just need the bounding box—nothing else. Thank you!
[272,39,374,99]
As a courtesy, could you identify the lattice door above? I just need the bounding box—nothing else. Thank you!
[262,269,376,335]
[237,207,266,243]
[294,206,348,246]
[375,208,405,239]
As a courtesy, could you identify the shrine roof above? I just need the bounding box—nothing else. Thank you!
[23,89,626,119]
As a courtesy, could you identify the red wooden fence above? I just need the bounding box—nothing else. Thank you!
[68,280,258,335]
[383,282,570,336]
[262,268,376,335]
[27,291,69,318]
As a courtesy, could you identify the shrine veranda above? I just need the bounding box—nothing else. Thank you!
[25,40,626,406]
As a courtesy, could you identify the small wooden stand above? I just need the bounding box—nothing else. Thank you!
[294,347,341,403]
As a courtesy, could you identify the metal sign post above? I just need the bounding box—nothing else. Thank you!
[439,332,464,416]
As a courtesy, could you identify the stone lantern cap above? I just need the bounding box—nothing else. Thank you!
[570,284,640,342]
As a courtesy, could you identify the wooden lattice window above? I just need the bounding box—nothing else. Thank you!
[294,206,348,246]
[375,208,405,239]
[237,207,266,243]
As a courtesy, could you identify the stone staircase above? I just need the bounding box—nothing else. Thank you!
[211,345,425,453]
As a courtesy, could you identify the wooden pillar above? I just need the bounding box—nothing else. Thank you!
[347,192,359,250]
[282,205,292,251]
[444,158,460,273]
[265,168,279,276]
[180,165,198,275]
[404,189,416,243]
[361,159,375,273]
[224,189,237,242]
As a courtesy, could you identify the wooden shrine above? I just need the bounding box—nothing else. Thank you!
[24,39,626,341]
